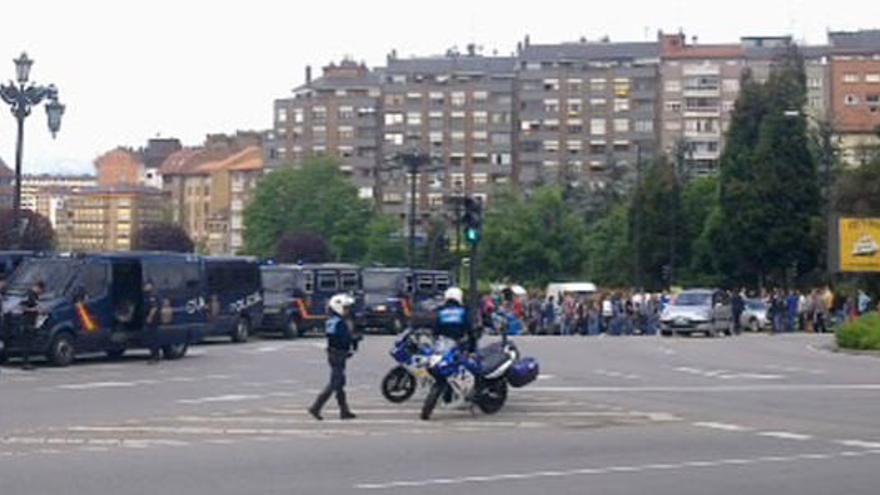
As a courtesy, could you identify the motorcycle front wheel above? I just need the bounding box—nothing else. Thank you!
[476,378,508,415]
[421,380,447,421]
[381,366,417,403]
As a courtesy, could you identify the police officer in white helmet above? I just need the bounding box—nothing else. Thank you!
[308,293,361,421]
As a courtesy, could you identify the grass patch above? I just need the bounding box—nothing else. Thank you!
[836,313,880,351]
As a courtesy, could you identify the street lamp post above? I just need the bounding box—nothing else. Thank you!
[0,52,65,247]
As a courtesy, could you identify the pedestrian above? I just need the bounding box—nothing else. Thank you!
[770,291,786,334]
[731,289,744,335]
[601,294,613,334]
[812,289,828,334]
[786,291,799,332]
[309,294,360,421]
[857,290,872,316]
[541,296,554,335]
[143,281,162,365]
[19,280,46,371]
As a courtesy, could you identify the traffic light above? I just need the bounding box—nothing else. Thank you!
[462,196,483,246]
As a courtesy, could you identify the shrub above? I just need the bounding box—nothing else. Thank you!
[836,313,880,351]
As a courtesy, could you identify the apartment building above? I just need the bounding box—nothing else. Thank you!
[0,159,13,210]
[57,185,165,252]
[20,174,96,229]
[94,138,182,188]
[204,147,264,255]
[827,30,880,165]
[269,60,382,202]
[380,50,517,226]
[518,39,660,191]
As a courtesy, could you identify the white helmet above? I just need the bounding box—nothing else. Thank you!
[444,287,464,305]
[328,293,355,316]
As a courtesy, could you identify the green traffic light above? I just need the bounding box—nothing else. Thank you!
[465,227,481,244]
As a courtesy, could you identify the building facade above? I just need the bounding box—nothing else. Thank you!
[828,30,880,165]
[58,185,165,252]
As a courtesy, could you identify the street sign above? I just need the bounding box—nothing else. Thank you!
[838,217,880,273]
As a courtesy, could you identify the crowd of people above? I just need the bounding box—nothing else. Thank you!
[480,286,878,336]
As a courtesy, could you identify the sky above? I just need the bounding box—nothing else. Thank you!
[0,0,878,175]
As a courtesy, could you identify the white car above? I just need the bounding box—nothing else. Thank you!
[661,289,734,338]
[741,298,770,332]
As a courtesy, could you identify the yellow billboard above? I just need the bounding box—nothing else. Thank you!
[839,218,880,273]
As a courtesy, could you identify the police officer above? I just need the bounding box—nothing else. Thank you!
[143,281,162,365]
[308,293,360,421]
[434,287,476,353]
[19,280,45,371]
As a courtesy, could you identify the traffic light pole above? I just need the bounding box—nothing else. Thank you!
[468,239,479,331]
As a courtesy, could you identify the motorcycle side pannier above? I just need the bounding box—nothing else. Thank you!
[506,357,539,388]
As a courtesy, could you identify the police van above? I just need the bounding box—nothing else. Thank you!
[0,251,37,282]
[358,268,453,333]
[260,263,361,338]
[202,256,264,343]
[0,253,203,366]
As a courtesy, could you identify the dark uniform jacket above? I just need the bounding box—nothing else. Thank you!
[434,302,475,352]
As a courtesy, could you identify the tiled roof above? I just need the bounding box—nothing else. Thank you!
[521,42,660,62]
[293,71,383,93]
[386,56,517,75]
[159,147,236,176]
[664,44,744,60]
[197,146,263,173]
[829,30,880,52]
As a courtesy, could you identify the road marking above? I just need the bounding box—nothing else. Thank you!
[354,450,880,489]
[178,394,262,405]
[692,422,751,432]
[757,431,813,441]
[524,384,880,393]
[836,440,880,449]
[56,380,159,390]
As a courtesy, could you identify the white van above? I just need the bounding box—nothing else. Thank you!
[545,282,598,301]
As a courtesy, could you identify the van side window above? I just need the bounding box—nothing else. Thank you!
[417,275,433,293]
[340,272,359,291]
[317,271,338,292]
[435,276,450,292]
[82,263,109,299]
[144,260,186,294]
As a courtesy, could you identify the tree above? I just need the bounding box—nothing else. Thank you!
[835,157,880,216]
[274,232,331,263]
[715,47,821,287]
[244,157,373,260]
[362,215,407,266]
[0,209,55,251]
[481,187,588,287]
[679,176,719,283]
[134,223,194,253]
[583,204,633,288]
[629,157,686,290]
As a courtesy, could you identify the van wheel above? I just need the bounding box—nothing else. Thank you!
[106,348,126,360]
[47,333,76,367]
[162,343,188,360]
[232,318,250,343]
[282,317,300,339]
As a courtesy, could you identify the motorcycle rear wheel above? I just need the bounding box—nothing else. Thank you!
[476,378,508,415]
[381,366,417,403]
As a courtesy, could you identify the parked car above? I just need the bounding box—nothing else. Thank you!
[0,253,203,366]
[741,298,770,332]
[202,257,263,343]
[259,263,361,338]
[660,289,734,337]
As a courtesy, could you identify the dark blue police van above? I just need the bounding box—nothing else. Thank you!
[0,253,203,366]
[0,251,36,282]
[358,268,453,333]
[260,263,361,338]
[202,256,263,343]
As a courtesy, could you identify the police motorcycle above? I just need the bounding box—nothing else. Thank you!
[419,319,540,421]
[380,326,435,403]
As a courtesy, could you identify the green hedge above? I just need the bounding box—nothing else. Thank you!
[836,313,880,351]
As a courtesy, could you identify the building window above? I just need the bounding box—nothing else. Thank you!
[567,140,582,153]
[338,106,354,119]
[473,91,489,101]
[451,131,465,142]
[490,133,511,146]
[614,99,630,112]
[590,97,607,107]
[385,133,404,145]
[613,119,630,133]
[807,78,823,89]
[339,126,354,140]
[635,120,654,133]
[451,92,466,107]
[544,99,560,113]
[866,74,880,83]
[843,73,860,83]
[543,140,559,152]
[665,101,682,113]
[543,79,560,91]
[568,79,582,93]
[276,108,288,123]
[568,99,582,115]
[866,94,880,106]
[665,80,681,93]
[406,112,422,126]
[590,119,606,136]
[385,113,404,125]
[613,79,631,97]
[293,109,304,123]
[844,94,859,106]
[665,121,682,131]
[590,78,607,92]
[722,79,740,93]
[473,111,489,125]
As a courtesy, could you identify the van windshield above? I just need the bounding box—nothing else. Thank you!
[363,271,403,293]
[261,270,297,293]
[7,258,78,297]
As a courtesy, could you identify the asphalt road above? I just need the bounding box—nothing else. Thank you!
[1,332,879,495]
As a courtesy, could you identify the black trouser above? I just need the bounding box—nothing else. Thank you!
[145,323,161,360]
[732,311,742,334]
[19,322,35,367]
[311,349,351,414]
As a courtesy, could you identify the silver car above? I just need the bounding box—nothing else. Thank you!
[741,298,770,332]
[661,289,734,337]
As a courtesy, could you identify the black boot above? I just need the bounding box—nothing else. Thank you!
[309,387,332,421]
[337,391,356,420]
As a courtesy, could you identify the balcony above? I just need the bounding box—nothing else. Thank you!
[682,64,721,76]
[683,87,721,98]
[684,107,721,118]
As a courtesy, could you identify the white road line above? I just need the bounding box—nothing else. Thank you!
[56,380,159,390]
[355,450,880,490]
[177,394,262,405]
[836,440,880,449]
[692,422,751,432]
[524,384,880,393]
[756,431,813,441]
